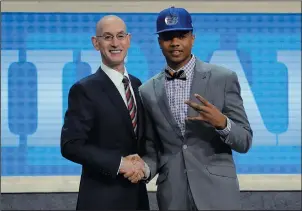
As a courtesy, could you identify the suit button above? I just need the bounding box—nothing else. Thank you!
[183,144,187,149]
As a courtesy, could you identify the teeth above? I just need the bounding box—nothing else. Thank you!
[110,50,121,54]
[172,51,181,55]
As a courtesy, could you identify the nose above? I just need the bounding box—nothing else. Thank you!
[110,37,119,47]
[170,37,180,47]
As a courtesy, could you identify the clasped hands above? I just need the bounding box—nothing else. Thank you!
[119,154,146,183]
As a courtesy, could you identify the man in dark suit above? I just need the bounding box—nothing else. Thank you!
[60,15,149,210]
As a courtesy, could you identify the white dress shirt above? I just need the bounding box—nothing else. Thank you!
[101,62,137,175]
[101,62,137,107]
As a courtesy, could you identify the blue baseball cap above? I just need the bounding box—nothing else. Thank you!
[156,6,193,34]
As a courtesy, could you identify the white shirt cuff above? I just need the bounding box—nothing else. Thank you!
[142,162,150,180]
[117,157,123,175]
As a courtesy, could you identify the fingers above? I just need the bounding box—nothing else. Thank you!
[122,154,145,183]
[125,154,139,160]
[128,155,145,170]
[120,156,140,174]
[184,94,214,118]
[194,94,212,107]
[184,100,210,113]
[185,94,224,128]
[126,154,143,164]
[124,168,144,183]
[118,157,131,174]
[186,116,211,126]
[128,169,144,183]
[184,94,211,108]
[123,169,135,178]
[186,116,203,121]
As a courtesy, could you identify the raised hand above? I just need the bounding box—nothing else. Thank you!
[184,94,227,129]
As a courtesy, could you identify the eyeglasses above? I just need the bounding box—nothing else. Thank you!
[96,33,129,41]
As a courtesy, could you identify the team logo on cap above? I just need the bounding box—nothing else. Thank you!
[165,14,178,25]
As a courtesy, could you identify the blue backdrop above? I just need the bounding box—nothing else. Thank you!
[1,13,301,176]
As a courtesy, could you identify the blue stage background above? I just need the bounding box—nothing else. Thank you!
[1,13,301,176]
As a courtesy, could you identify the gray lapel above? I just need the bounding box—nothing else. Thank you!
[153,71,184,140]
[187,59,211,118]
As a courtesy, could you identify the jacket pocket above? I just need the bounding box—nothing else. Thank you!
[156,170,169,185]
[206,165,236,179]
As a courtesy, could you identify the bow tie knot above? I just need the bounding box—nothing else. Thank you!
[165,69,186,81]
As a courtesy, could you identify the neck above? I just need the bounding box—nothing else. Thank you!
[167,55,192,71]
[104,61,125,74]
[112,64,125,74]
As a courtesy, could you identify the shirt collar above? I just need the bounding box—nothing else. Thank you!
[101,62,130,87]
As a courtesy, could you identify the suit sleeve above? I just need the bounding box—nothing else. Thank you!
[221,72,253,153]
[60,83,121,177]
[139,90,160,182]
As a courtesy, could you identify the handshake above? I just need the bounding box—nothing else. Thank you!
[118,154,148,183]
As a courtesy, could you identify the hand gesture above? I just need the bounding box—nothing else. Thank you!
[119,154,145,183]
[185,94,226,129]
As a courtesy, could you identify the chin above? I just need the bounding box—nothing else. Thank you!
[170,57,185,63]
[108,56,123,63]
[115,59,125,64]
[110,60,124,67]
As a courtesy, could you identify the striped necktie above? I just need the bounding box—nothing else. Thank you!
[165,69,186,81]
[122,76,137,134]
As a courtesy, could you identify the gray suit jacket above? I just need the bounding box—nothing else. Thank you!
[139,59,253,210]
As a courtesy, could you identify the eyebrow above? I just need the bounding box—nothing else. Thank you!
[102,31,126,35]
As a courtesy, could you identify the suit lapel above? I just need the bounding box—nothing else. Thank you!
[187,59,211,118]
[96,68,135,138]
[154,72,183,140]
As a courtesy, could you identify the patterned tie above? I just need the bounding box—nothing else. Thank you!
[165,69,186,81]
[122,76,137,134]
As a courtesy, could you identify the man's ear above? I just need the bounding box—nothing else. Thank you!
[127,33,131,47]
[158,37,162,49]
[192,34,195,46]
[91,36,100,51]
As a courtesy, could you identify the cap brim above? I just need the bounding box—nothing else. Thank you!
[155,27,193,34]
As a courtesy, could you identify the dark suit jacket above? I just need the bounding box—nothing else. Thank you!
[60,67,149,210]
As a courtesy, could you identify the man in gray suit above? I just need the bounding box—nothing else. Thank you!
[132,6,253,210]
